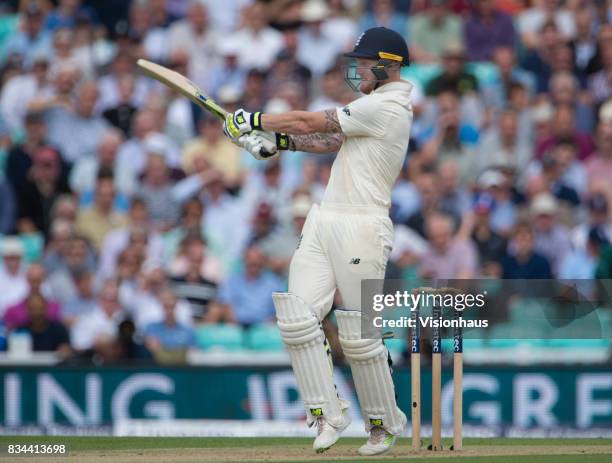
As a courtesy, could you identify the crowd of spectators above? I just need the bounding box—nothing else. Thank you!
[0,0,612,361]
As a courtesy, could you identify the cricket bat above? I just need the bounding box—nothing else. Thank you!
[137,59,228,120]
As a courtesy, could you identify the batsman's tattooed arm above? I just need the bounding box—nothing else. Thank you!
[261,109,344,135]
[288,132,344,153]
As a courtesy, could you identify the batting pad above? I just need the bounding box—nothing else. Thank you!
[336,310,407,435]
[273,292,346,428]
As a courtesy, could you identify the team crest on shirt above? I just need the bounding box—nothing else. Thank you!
[342,106,351,116]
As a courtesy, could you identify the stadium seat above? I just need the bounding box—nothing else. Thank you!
[195,324,244,351]
[243,323,284,351]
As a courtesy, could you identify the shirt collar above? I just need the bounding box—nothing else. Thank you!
[372,79,414,95]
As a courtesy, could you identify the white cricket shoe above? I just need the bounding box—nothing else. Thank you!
[312,414,351,454]
[358,426,398,456]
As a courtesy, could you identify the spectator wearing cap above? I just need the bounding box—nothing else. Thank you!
[408,0,463,63]
[0,174,16,234]
[476,108,532,178]
[71,279,125,351]
[425,44,479,97]
[535,105,595,162]
[530,193,572,276]
[75,170,128,251]
[359,0,406,37]
[215,245,284,326]
[4,1,53,67]
[45,80,110,164]
[571,192,612,252]
[420,212,478,279]
[585,109,612,185]
[502,222,553,279]
[69,129,136,201]
[477,169,517,236]
[464,0,515,62]
[0,55,49,133]
[0,238,28,316]
[298,1,342,77]
[144,288,196,362]
[181,114,243,189]
[15,146,70,237]
[169,236,220,321]
[20,292,71,354]
[4,263,60,330]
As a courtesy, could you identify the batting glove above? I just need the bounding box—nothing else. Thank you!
[234,130,291,160]
[223,108,262,139]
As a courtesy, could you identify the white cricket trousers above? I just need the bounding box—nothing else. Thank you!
[288,203,393,318]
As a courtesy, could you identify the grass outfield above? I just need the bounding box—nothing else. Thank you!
[0,437,611,462]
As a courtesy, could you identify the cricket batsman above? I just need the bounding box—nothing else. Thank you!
[224,27,413,456]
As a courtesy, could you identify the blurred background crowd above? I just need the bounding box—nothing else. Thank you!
[0,0,611,363]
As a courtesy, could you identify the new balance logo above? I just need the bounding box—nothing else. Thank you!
[349,257,361,264]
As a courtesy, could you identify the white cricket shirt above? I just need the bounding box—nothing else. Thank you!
[322,80,413,209]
